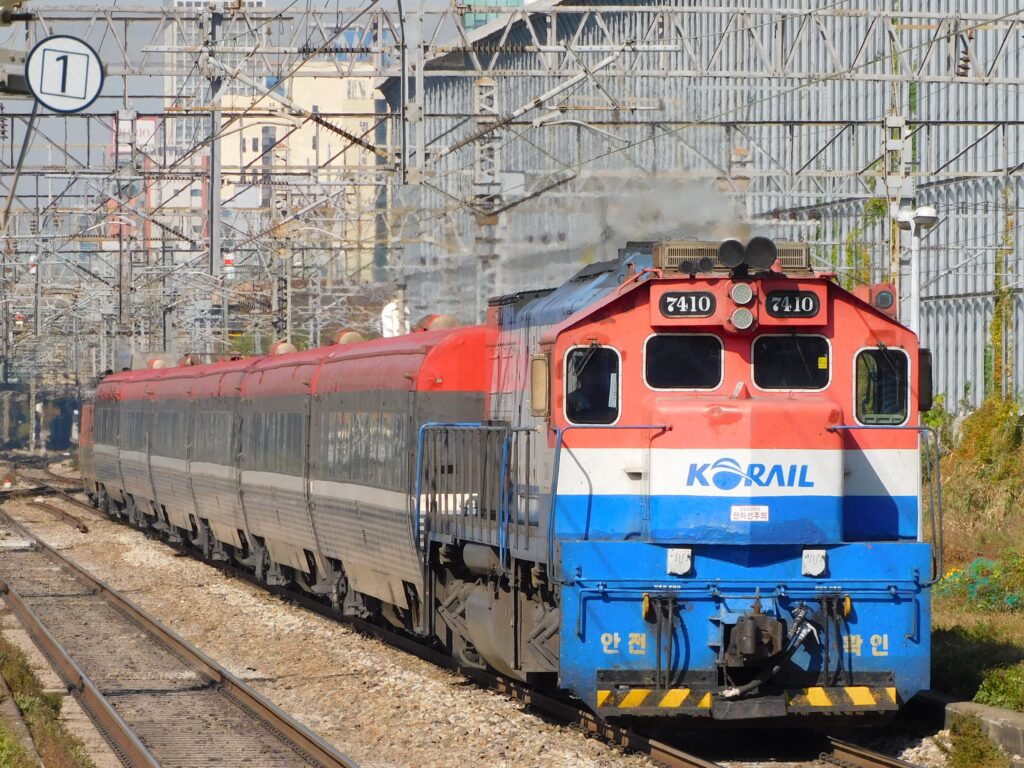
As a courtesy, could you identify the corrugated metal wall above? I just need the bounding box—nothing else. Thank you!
[391,0,1024,410]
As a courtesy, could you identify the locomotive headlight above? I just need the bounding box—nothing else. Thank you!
[730,283,754,305]
[730,307,755,331]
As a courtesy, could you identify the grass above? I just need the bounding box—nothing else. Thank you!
[925,394,1024,709]
[937,714,1012,768]
[936,395,1024,562]
[0,631,96,768]
[0,717,37,768]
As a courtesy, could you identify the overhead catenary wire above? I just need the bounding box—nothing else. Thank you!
[4,2,1024,378]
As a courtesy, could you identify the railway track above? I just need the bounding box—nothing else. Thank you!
[819,738,921,768]
[26,498,89,532]
[0,509,359,768]
[16,465,83,491]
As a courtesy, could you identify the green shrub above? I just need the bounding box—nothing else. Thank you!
[976,664,1024,711]
[938,714,1012,768]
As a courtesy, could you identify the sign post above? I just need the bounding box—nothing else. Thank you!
[24,35,104,113]
[3,35,104,232]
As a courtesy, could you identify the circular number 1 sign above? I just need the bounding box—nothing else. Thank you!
[24,35,104,113]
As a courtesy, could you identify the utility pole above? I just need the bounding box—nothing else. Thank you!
[118,228,131,325]
[207,3,222,281]
[28,378,35,453]
[32,241,40,335]
[285,257,293,344]
[1,392,9,446]
[896,206,939,336]
[72,314,80,398]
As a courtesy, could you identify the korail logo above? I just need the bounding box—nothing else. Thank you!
[686,458,814,490]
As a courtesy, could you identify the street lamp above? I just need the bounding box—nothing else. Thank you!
[896,205,939,336]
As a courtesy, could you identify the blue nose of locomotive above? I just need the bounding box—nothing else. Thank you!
[553,395,929,721]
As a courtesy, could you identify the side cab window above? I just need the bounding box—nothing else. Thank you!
[565,346,619,425]
[856,347,909,425]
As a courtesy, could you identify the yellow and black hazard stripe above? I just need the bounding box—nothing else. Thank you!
[786,686,899,712]
[596,687,713,711]
[596,685,898,714]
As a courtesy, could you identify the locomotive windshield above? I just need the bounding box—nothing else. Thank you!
[856,347,909,425]
[753,335,830,390]
[566,346,619,424]
[645,334,722,390]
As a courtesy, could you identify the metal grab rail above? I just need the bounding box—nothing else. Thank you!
[827,424,943,586]
[547,424,669,577]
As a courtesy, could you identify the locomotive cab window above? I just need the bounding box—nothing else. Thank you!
[645,334,723,389]
[856,348,909,425]
[753,335,830,390]
[565,345,619,424]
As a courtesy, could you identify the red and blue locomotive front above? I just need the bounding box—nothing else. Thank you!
[545,245,932,721]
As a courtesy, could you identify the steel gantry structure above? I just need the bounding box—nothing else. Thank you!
[0,0,1020,435]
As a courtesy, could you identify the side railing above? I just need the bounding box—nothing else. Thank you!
[414,423,535,569]
[828,424,943,585]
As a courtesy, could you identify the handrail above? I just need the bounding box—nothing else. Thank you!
[414,422,482,551]
[827,424,943,586]
[497,429,512,571]
[414,421,525,558]
[547,423,669,576]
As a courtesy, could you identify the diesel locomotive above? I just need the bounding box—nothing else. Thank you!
[80,238,939,723]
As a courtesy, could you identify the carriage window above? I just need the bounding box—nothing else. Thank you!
[645,335,722,390]
[753,335,830,390]
[856,348,909,425]
[566,346,619,424]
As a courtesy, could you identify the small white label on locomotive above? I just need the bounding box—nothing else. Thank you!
[730,504,769,522]
[666,547,693,576]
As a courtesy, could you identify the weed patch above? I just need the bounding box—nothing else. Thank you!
[936,555,1024,612]
[937,714,1012,768]
[0,631,95,768]
[975,664,1024,711]
[940,395,1024,561]
[0,716,36,768]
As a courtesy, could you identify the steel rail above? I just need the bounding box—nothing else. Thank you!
[488,678,724,768]
[0,579,161,768]
[0,485,51,500]
[0,513,360,768]
[822,738,921,768]
[27,499,89,532]
[53,489,101,514]
[43,467,82,487]
[13,467,83,494]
